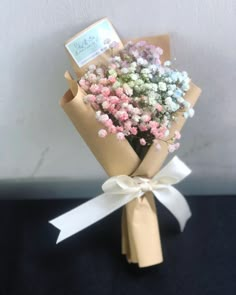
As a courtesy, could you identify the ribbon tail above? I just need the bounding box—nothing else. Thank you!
[49,192,138,244]
[153,186,192,232]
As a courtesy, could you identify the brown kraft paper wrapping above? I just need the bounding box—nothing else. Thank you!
[61,35,201,267]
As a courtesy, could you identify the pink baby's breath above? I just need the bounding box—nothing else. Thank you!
[99,114,109,123]
[116,126,124,132]
[140,138,146,146]
[124,120,132,130]
[174,131,181,140]
[139,124,148,132]
[155,143,161,151]
[102,101,110,109]
[108,125,117,134]
[110,96,119,104]
[98,129,107,138]
[150,121,159,128]
[116,132,125,141]
[115,87,124,97]
[85,94,96,103]
[116,110,129,121]
[90,84,101,94]
[99,78,108,85]
[141,114,151,123]
[108,76,116,83]
[101,87,110,97]
[155,103,163,112]
[104,119,113,128]
[130,127,138,135]
[168,142,180,153]
[88,73,97,83]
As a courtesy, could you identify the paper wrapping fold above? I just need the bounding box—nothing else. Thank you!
[61,35,201,267]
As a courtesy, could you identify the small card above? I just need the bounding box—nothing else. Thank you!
[65,18,122,68]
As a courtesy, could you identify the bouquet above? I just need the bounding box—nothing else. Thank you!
[50,18,201,267]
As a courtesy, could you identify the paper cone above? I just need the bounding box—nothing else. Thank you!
[61,34,201,267]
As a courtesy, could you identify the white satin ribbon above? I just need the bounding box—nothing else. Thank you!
[49,156,192,244]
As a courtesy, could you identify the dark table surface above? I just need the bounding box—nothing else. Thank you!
[0,196,235,295]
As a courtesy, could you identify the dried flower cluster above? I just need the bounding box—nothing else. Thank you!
[79,40,194,157]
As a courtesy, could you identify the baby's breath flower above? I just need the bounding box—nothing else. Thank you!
[137,57,148,65]
[140,138,147,146]
[165,97,172,104]
[132,115,140,122]
[136,79,144,86]
[130,62,137,68]
[177,97,185,103]
[158,82,167,91]
[141,68,151,75]
[108,69,117,77]
[188,108,195,117]
[112,81,121,89]
[128,81,135,88]
[79,40,193,154]
[98,129,107,138]
[116,132,125,140]
[121,67,129,74]
[182,83,190,91]
[164,60,171,67]
[130,73,139,81]
[183,101,191,108]
[88,64,96,71]
[184,112,189,119]
[123,83,133,96]
[113,56,121,62]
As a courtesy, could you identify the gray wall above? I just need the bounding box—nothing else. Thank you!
[0,0,236,196]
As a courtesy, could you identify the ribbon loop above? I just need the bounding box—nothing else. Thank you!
[49,156,192,243]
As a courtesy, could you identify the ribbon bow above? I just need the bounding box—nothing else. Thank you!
[49,156,192,244]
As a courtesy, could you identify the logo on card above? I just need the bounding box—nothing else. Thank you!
[65,19,121,68]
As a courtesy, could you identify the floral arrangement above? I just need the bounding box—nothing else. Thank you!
[49,18,201,268]
[79,40,194,158]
